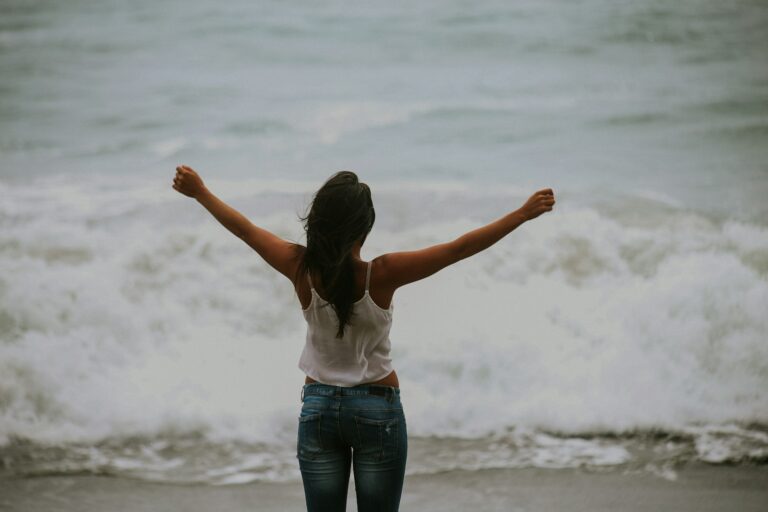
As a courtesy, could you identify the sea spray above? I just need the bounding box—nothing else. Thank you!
[1,177,766,482]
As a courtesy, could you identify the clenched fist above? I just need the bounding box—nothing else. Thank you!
[172,165,207,199]
[520,188,555,221]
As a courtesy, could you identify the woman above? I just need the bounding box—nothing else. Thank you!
[172,165,555,511]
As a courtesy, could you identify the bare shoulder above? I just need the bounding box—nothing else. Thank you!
[287,243,307,285]
[368,255,396,309]
[291,244,311,308]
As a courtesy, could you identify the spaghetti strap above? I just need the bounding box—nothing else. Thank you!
[365,261,372,293]
[307,271,313,289]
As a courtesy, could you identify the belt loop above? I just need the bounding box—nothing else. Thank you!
[300,387,305,402]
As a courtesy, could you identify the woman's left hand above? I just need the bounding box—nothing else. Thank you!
[172,165,207,199]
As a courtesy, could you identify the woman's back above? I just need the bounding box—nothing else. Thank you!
[299,260,395,387]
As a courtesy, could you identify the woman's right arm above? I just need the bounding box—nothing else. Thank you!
[378,188,555,289]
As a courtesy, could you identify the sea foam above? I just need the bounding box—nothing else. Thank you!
[1,176,766,481]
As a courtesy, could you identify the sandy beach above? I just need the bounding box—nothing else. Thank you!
[2,464,766,512]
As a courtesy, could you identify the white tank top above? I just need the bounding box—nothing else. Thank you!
[298,261,394,386]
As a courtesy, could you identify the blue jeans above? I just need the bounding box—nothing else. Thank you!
[297,383,408,512]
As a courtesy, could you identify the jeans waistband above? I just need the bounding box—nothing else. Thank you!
[301,383,400,402]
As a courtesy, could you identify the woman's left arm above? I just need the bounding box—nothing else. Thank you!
[173,165,301,281]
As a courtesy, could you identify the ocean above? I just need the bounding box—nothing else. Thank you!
[1,0,767,485]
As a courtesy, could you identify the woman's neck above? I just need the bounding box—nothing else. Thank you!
[349,240,362,260]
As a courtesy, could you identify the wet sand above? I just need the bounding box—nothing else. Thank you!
[1,464,766,512]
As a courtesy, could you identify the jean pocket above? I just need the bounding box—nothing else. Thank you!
[297,412,323,461]
[354,415,399,463]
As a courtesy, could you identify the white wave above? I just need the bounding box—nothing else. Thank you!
[0,177,767,450]
[151,137,188,157]
[292,96,581,145]
[299,101,427,145]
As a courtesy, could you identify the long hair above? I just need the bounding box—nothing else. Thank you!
[296,171,375,338]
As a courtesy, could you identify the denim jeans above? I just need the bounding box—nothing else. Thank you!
[297,383,408,512]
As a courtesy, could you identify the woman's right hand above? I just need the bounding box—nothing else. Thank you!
[520,188,556,220]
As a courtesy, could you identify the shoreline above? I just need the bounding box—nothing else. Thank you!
[2,464,767,512]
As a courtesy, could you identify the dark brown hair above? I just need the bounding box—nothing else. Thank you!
[296,171,375,338]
